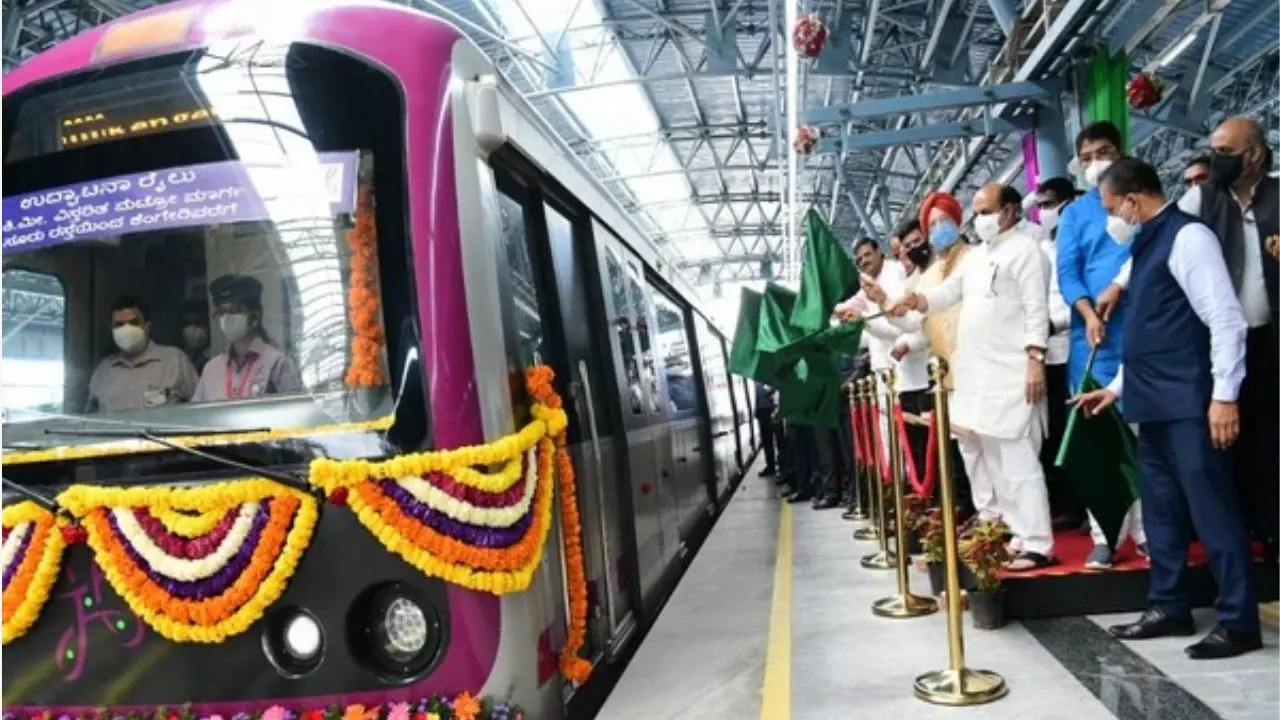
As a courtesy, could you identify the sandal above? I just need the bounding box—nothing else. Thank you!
[1004,551,1057,572]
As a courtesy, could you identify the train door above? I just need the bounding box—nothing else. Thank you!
[647,287,714,535]
[597,239,675,605]
[489,163,639,674]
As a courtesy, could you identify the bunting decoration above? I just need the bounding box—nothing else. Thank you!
[2,502,67,644]
[56,481,318,644]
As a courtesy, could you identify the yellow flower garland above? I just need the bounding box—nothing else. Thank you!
[2,502,67,645]
[2,415,394,467]
[61,480,319,644]
[150,506,230,538]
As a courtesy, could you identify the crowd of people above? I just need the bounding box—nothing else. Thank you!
[754,114,1278,660]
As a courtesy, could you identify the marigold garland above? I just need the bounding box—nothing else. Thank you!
[57,480,318,643]
[1,502,66,644]
[345,188,388,389]
[1,416,393,467]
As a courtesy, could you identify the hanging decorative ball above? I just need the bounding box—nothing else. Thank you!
[793,125,820,155]
[792,13,829,58]
[1126,72,1165,110]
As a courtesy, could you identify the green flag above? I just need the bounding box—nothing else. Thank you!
[756,283,803,355]
[728,288,767,381]
[1055,371,1139,550]
[789,210,860,332]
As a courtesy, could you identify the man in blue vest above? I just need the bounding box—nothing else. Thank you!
[1075,158,1259,659]
[1057,120,1145,568]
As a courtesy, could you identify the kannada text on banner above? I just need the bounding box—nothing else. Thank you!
[2,152,359,256]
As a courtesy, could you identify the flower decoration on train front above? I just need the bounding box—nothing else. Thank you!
[791,12,828,58]
[3,692,526,720]
[54,480,318,643]
[345,187,388,389]
[2,502,68,644]
[1126,71,1165,110]
[793,125,820,155]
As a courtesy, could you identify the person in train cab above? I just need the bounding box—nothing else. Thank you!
[886,193,976,519]
[191,274,303,403]
[181,300,212,374]
[1028,177,1087,533]
[1055,120,1145,568]
[1074,158,1260,659]
[888,183,1056,571]
[85,295,200,413]
[1105,116,1279,561]
[1184,155,1211,190]
[754,383,779,477]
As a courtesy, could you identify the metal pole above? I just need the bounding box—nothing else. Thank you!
[860,373,895,570]
[915,357,1008,706]
[872,368,939,618]
[853,378,881,539]
[845,381,870,521]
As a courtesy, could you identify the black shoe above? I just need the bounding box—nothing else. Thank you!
[760,467,777,478]
[1108,609,1196,640]
[787,492,814,503]
[813,496,839,510]
[1184,625,1263,659]
[841,507,862,520]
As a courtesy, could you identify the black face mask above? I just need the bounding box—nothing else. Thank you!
[905,244,932,268]
[1209,151,1245,188]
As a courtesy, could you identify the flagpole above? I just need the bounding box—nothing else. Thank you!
[1053,347,1099,469]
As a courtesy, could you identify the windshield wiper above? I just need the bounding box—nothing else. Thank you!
[1,477,65,516]
[45,428,316,497]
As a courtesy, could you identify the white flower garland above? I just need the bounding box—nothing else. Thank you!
[111,502,259,581]
[395,447,538,528]
[1,522,32,577]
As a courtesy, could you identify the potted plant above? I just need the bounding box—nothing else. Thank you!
[901,492,929,557]
[959,518,1012,629]
[918,507,947,595]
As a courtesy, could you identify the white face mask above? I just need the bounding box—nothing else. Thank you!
[112,324,147,354]
[1106,198,1143,245]
[1039,205,1062,232]
[973,213,1003,243]
[1083,160,1113,189]
[183,325,208,349]
[219,313,251,343]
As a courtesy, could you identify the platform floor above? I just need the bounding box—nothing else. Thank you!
[596,463,1280,720]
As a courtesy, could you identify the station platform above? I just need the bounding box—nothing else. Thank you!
[596,463,1280,720]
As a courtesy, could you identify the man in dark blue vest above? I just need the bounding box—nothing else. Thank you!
[1075,158,1260,659]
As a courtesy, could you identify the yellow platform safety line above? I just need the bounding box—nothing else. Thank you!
[760,503,793,720]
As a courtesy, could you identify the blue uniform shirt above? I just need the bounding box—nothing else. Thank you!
[1055,188,1131,391]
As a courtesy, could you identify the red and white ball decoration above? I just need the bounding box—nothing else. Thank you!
[793,125,820,155]
[1127,72,1165,110]
[792,13,829,59]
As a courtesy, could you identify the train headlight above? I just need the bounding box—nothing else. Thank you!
[262,607,325,678]
[347,582,443,682]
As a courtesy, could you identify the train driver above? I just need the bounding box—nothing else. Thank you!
[85,295,199,412]
[191,274,303,403]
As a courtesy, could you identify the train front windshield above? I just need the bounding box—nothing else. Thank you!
[1,43,404,445]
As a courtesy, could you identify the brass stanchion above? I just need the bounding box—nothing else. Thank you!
[845,381,870,521]
[859,372,895,570]
[872,368,938,618]
[914,358,1007,705]
[853,378,885,542]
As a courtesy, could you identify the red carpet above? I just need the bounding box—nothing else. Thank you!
[999,528,1202,580]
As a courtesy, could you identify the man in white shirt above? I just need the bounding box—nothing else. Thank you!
[1075,158,1259,659]
[1102,116,1278,559]
[888,183,1056,570]
[836,237,931,482]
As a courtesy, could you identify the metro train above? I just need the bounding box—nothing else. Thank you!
[0,1,759,718]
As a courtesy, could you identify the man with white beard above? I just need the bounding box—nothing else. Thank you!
[888,183,1057,571]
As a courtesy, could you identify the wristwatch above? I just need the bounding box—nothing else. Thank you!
[1027,348,1046,363]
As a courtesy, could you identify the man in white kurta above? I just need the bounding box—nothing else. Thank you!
[889,183,1057,569]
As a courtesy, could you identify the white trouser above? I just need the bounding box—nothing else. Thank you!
[1088,422,1145,548]
[1088,503,1146,548]
[957,429,1055,557]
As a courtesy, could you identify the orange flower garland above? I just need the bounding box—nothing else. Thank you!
[345,188,387,389]
[527,366,592,685]
[2,502,66,644]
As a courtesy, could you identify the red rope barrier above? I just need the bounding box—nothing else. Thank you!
[894,404,923,495]
[847,399,863,466]
[869,395,889,483]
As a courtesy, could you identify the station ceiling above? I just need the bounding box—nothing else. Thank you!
[4,0,1278,304]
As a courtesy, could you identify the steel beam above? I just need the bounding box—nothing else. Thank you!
[986,0,1018,36]
[818,116,1034,152]
[805,82,1053,124]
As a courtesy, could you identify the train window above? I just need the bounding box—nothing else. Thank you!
[604,248,645,416]
[625,268,661,416]
[650,292,697,415]
[496,189,545,370]
[1,268,67,419]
